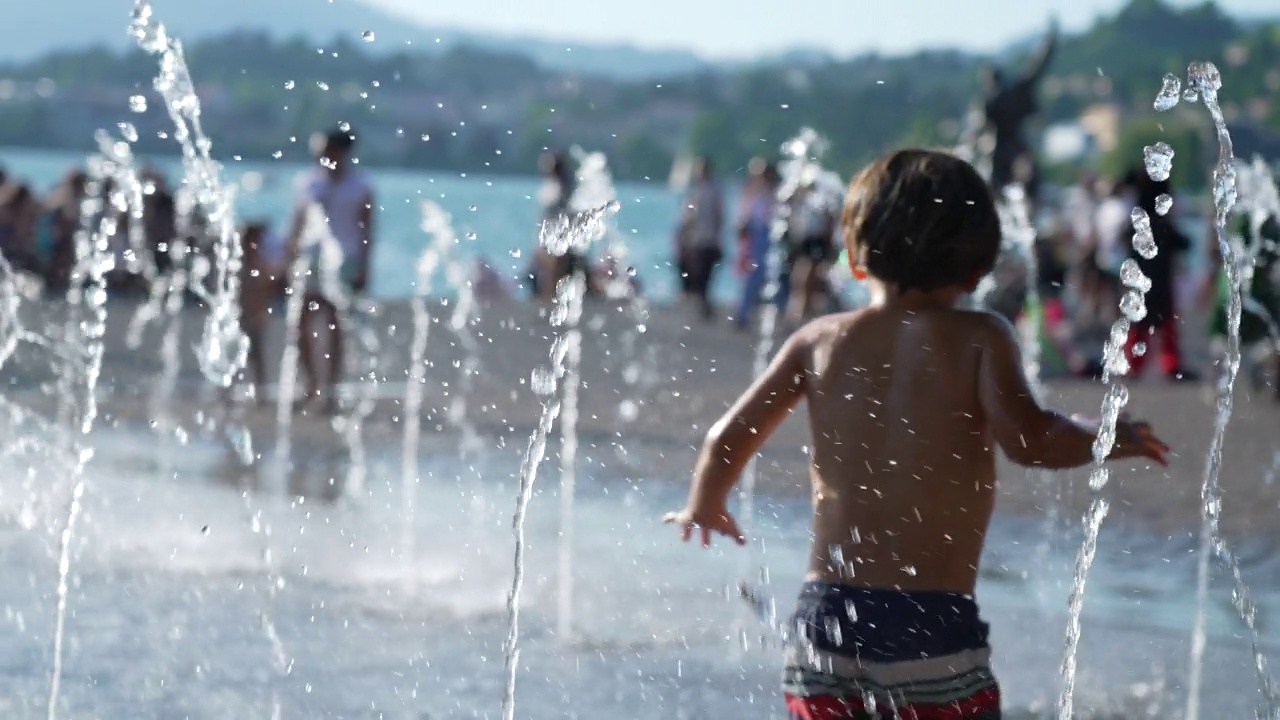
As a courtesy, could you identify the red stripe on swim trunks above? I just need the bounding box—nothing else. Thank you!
[784,687,1000,719]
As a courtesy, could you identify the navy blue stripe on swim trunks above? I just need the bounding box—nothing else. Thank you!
[789,582,990,661]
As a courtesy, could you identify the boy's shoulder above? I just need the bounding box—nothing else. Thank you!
[782,306,1013,368]
[791,306,1008,340]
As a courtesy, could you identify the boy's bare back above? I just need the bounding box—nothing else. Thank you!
[795,301,1010,594]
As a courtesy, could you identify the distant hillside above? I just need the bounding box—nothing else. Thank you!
[0,0,710,79]
[0,0,1275,187]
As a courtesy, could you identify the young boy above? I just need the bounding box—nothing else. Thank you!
[665,149,1169,719]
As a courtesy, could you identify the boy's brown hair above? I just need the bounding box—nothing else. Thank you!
[842,149,1002,293]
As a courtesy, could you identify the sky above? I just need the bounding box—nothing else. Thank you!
[367,0,1276,59]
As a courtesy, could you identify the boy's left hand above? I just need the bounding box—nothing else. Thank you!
[663,506,746,547]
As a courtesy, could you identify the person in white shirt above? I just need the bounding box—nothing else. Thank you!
[285,127,375,413]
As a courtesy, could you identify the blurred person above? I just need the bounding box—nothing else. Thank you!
[734,158,784,330]
[979,17,1058,203]
[142,168,178,277]
[674,156,724,320]
[44,169,88,294]
[0,182,42,274]
[473,255,514,304]
[237,222,274,402]
[530,150,580,302]
[286,126,375,413]
[783,171,839,323]
[1208,214,1280,399]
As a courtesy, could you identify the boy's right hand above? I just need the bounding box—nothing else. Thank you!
[663,505,746,547]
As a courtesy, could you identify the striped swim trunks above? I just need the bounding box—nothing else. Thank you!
[782,582,1000,719]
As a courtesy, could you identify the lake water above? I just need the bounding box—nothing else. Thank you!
[0,146,770,306]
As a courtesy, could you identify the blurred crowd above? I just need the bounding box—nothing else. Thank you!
[4,147,1278,398]
[0,165,184,297]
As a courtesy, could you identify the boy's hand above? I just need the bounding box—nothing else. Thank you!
[1073,413,1170,466]
[663,506,746,547]
[1114,417,1170,466]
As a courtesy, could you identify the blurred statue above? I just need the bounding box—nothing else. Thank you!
[980,18,1059,203]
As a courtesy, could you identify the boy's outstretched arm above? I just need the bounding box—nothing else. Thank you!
[977,314,1169,469]
[665,330,809,545]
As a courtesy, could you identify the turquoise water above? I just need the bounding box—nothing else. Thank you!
[0,146,754,304]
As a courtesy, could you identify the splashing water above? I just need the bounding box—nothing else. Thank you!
[555,148,624,640]
[47,159,113,720]
[734,128,841,644]
[1143,142,1175,182]
[339,301,382,501]
[272,210,316,489]
[1154,73,1183,112]
[501,201,618,720]
[404,202,454,569]
[129,1,247,388]
[0,255,27,372]
[1001,184,1043,398]
[1057,100,1165,720]
[1180,62,1280,720]
[570,146,653,470]
[446,258,483,457]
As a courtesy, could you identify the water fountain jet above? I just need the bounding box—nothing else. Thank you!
[501,201,618,720]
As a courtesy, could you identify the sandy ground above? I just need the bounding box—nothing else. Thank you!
[3,293,1279,548]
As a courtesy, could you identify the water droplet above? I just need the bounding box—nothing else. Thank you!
[338,121,351,133]
[201,525,210,535]
[361,30,376,42]
[509,248,522,258]
[626,266,637,277]
[117,122,139,143]
[1130,207,1158,260]
[530,367,556,396]
[128,95,148,113]
[1182,87,1199,103]
[1133,341,1147,357]
[284,80,295,90]
[421,134,431,142]
[316,81,330,91]
[1153,73,1181,112]
[272,151,283,159]
[618,400,638,422]
[1120,290,1148,322]
[902,565,918,577]
[1155,193,1173,216]
[1120,259,1151,293]
[1143,142,1175,182]
[465,231,477,241]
